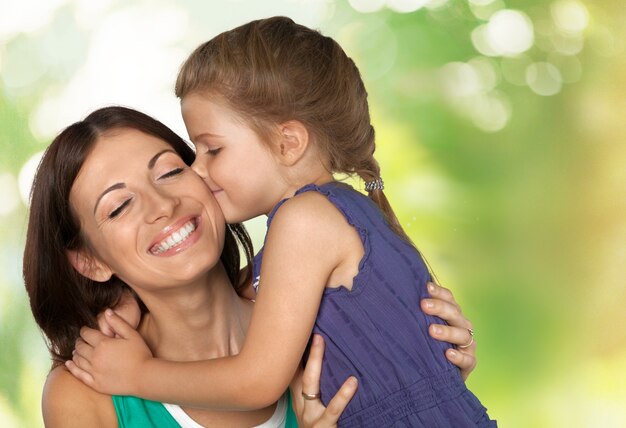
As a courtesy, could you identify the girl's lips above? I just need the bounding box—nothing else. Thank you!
[148,216,201,256]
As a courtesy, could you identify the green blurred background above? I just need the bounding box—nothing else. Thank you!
[1,0,624,426]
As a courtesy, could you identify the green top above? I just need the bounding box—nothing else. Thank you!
[112,392,298,427]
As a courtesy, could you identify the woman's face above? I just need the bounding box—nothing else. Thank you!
[69,128,226,291]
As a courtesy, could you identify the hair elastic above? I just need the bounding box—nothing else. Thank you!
[364,177,384,192]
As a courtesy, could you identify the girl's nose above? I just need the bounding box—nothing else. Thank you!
[191,157,216,188]
[191,158,208,179]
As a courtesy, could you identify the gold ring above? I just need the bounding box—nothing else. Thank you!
[302,391,321,401]
[458,328,474,349]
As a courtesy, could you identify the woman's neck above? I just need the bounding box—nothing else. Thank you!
[135,264,253,362]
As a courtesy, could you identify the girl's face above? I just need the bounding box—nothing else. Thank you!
[181,93,289,223]
[69,128,226,291]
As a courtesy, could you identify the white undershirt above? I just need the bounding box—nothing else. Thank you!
[163,394,288,428]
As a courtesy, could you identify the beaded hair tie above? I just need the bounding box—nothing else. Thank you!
[364,177,384,192]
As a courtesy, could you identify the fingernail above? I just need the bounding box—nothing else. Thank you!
[427,283,436,294]
[313,334,321,345]
[424,300,434,309]
[348,376,358,386]
[105,308,114,317]
[432,325,442,335]
[448,350,458,359]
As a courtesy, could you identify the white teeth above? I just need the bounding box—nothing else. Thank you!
[151,220,196,255]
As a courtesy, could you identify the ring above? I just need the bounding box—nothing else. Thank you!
[458,328,474,349]
[302,391,321,401]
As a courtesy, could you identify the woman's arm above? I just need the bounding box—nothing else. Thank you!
[290,334,358,427]
[421,282,477,380]
[43,366,117,427]
[68,192,346,410]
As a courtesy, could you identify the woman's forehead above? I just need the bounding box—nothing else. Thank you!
[71,129,172,203]
[90,129,171,163]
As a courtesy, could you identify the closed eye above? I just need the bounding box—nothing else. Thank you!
[158,167,184,180]
[207,148,221,156]
[109,199,131,219]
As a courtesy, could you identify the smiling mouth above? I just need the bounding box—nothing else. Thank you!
[149,219,198,255]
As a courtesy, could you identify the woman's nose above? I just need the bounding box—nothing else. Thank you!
[145,188,180,223]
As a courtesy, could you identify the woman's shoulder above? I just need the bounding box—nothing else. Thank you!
[43,365,118,427]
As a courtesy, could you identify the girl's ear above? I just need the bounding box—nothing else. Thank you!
[67,249,113,282]
[276,120,310,166]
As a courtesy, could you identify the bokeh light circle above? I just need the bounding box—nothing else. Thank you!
[348,0,386,13]
[471,24,498,56]
[18,151,45,206]
[0,173,20,215]
[441,62,482,97]
[386,0,429,13]
[526,62,563,96]
[551,0,589,35]
[470,91,511,132]
[486,9,534,56]
[469,0,496,5]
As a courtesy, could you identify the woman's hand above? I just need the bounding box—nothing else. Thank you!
[290,334,357,427]
[66,309,152,396]
[96,290,141,337]
[421,282,477,380]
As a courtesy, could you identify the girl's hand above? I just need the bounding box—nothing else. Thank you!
[290,334,357,427]
[66,309,152,396]
[421,282,477,380]
[96,290,141,337]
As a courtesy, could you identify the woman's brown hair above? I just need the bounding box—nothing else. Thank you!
[175,16,413,244]
[23,106,253,366]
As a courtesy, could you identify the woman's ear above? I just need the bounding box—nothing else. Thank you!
[67,249,113,282]
[275,120,310,166]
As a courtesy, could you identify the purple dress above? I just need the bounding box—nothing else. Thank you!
[252,182,496,427]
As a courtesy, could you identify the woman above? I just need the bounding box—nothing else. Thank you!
[24,106,477,427]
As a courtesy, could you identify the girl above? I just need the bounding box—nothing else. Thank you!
[69,17,495,426]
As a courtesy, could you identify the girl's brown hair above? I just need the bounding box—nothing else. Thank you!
[23,106,253,365]
[175,16,412,244]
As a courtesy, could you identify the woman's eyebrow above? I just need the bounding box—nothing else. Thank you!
[93,183,126,215]
[148,149,176,169]
[93,149,176,214]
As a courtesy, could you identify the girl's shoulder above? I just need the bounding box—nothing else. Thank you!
[43,365,117,427]
[270,187,350,237]
[265,187,362,274]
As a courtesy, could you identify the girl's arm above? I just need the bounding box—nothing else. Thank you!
[97,288,141,337]
[69,192,347,410]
